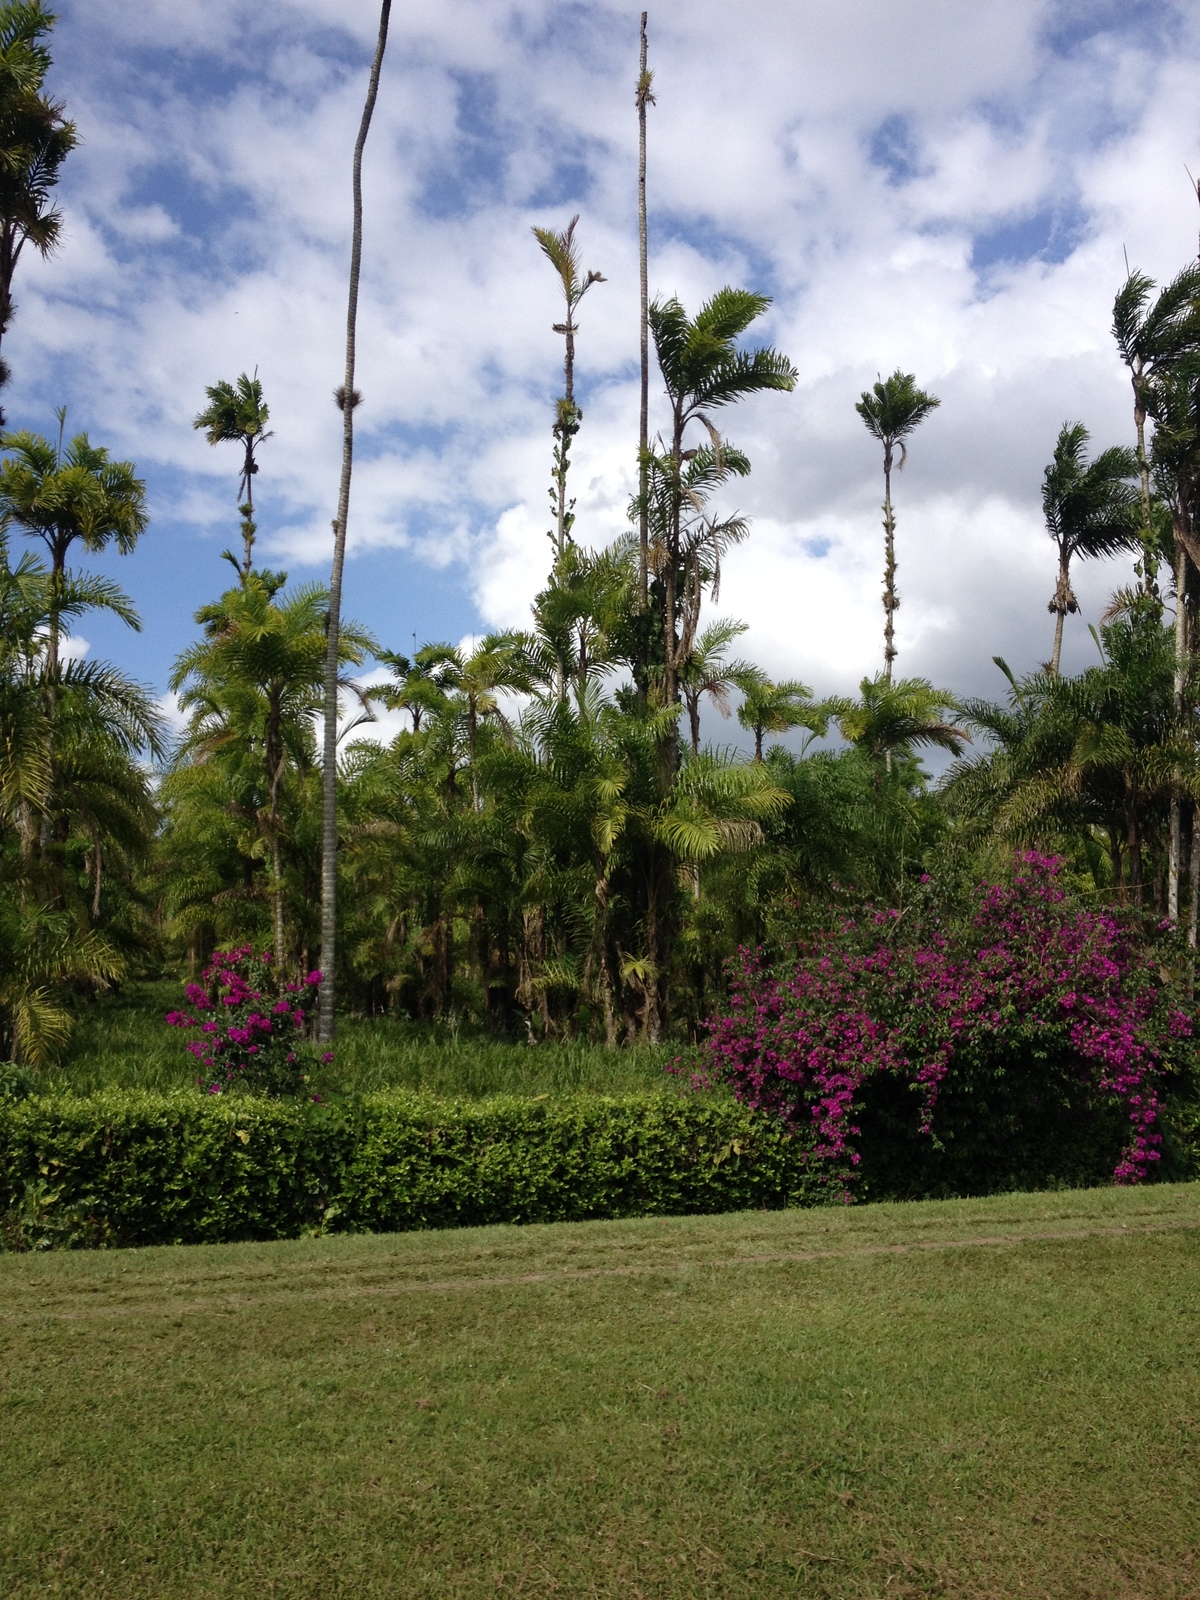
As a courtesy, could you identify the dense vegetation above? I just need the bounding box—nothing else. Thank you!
[1,3,1200,1196]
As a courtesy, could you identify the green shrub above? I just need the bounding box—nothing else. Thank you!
[0,1090,827,1249]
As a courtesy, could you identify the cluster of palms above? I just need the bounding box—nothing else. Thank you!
[151,258,973,1046]
[9,2,1200,1063]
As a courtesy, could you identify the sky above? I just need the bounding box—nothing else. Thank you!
[8,0,1200,748]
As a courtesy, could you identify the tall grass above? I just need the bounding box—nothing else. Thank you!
[49,981,679,1098]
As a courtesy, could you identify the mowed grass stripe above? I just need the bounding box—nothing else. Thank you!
[4,1215,1200,1325]
[3,1185,1199,1597]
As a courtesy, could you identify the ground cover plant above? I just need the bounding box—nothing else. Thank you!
[1,1183,1198,1598]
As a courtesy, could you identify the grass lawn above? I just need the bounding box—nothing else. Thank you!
[2,1184,1199,1597]
[50,980,675,1098]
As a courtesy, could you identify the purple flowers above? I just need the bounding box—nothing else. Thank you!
[694,854,1193,1193]
[167,947,325,1097]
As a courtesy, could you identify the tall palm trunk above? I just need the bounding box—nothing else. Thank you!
[1130,358,1157,597]
[1169,541,1188,920]
[39,537,69,852]
[1125,776,1144,905]
[267,693,287,990]
[882,445,897,682]
[636,12,651,619]
[318,0,391,1044]
[1049,551,1072,676]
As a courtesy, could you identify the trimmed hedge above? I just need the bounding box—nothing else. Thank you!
[0,1090,828,1249]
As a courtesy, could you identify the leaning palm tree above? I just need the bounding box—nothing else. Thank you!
[320,0,391,1043]
[193,372,272,582]
[0,424,147,678]
[1041,422,1138,675]
[855,370,940,681]
[0,2,77,419]
[532,215,604,559]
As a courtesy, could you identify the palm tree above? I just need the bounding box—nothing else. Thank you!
[1111,264,1200,592]
[1145,356,1200,919]
[193,373,272,582]
[737,672,828,761]
[838,675,967,781]
[644,289,796,732]
[1041,422,1138,675]
[635,13,655,618]
[375,643,458,733]
[0,530,156,859]
[532,215,604,560]
[855,371,940,681]
[173,573,374,979]
[0,425,147,678]
[447,632,535,808]
[0,2,77,419]
[320,0,391,1043]
[679,617,752,754]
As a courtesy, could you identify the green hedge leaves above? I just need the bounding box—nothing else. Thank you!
[0,1091,828,1249]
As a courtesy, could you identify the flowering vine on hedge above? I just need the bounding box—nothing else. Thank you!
[167,946,324,1097]
[694,854,1195,1192]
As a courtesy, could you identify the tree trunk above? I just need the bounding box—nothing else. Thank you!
[1125,780,1143,904]
[271,837,286,984]
[318,0,391,1044]
[643,856,662,1043]
[1048,553,1072,676]
[1132,366,1157,598]
[687,693,700,754]
[882,450,897,681]
[1190,800,1200,956]
[1169,541,1188,920]
[636,12,650,619]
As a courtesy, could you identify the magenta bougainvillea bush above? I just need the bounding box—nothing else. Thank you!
[167,946,325,1097]
[694,854,1196,1196]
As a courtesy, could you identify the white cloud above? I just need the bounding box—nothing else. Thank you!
[6,0,1199,712]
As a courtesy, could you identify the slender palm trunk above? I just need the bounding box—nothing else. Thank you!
[643,862,661,1043]
[1125,778,1143,905]
[882,447,897,682]
[1049,552,1071,677]
[687,694,700,754]
[1170,541,1188,920]
[318,0,391,1044]
[637,13,650,621]
[40,541,67,852]
[1131,364,1157,598]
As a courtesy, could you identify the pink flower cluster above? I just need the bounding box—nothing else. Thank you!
[167,945,323,1096]
[695,854,1193,1193]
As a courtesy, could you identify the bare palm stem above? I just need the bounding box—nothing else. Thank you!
[637,13,651,618]
[318,0,391,1044]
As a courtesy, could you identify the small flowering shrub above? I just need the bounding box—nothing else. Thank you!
[167,946,325,1098]
[695,854,1198,1198]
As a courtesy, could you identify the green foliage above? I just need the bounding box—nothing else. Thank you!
[854,369,940,455]
[0,0,77,388]
[0,1088,825,1247]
